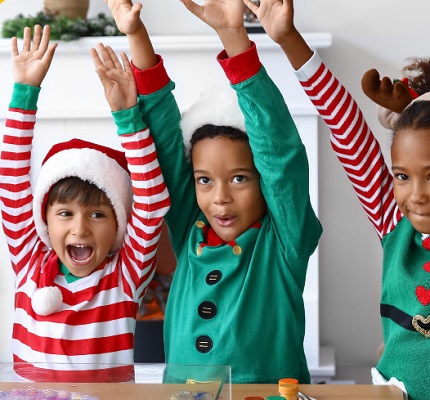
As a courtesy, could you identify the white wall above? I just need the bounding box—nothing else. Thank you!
[1,0,430,380]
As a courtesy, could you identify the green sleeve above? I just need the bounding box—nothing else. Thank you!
[9,83,40,110]
[111,103,147,135]
[233,67,322,259]
[137,82,200,256]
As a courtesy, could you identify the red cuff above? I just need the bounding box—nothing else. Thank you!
[131,55,171,95]
[217,42,262,85]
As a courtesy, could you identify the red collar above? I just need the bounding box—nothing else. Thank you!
[201,221,262,248]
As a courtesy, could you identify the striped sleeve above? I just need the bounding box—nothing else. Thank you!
[0,84,41,277]
[112,104,170,300]
[295,52,402,239]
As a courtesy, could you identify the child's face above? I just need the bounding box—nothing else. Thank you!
[192,137,267,242]
[392,128,430,234]
[45,198,117,277]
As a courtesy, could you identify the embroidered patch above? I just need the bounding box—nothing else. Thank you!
[412,315,430,338]
[416,286,430,306]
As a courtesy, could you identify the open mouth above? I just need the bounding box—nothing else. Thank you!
[67,244,94,264]
[214,216,235,227]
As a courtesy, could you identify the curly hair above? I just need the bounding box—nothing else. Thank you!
[402,57,430,95]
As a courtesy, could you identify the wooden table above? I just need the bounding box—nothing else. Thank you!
[0,382,403,400]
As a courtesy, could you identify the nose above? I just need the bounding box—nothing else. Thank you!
[410,180,430,204]
[71,215,90,237]
[213,183,232,205]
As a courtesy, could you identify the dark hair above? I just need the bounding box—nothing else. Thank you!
[47,177,110,208]
[190,124,248,157]
[394,101,430,134]
[402,57,430,96]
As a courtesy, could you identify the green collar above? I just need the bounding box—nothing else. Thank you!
[59,262,81,284]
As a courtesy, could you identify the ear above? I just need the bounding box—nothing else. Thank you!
[361,68,414,114]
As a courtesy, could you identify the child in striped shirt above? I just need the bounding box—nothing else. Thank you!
[245,0,430,398]
[0,24,169,382]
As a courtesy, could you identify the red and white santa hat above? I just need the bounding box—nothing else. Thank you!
[31,138,133,316]
[33,138,133,253]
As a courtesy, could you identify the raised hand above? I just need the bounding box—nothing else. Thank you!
[105,0,143,35]
[181,0,244,32]
[243,0,294,45]
[91,44,137,112]
[12,25,57,87]
[181,0,250,57]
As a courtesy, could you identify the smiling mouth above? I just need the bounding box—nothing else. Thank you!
[67,244,94,264]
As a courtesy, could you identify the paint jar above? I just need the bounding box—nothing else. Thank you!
[278,378,299,400]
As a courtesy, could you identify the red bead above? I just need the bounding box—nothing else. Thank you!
[424,262,430,273]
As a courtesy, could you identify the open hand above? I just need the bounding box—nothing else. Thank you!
[243,0,294,45]
[181,0,244,32]
[12,25,57,87]
[91,44,137,111]
[105,0,143,35]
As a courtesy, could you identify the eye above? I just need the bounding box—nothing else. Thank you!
[196,176,211,185]
[90,211,106,219]
[58,210,72,217]
[232,175,246,183]
[395,173,409,181]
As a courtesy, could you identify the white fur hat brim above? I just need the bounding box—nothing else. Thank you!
[180,85,246,153]
[33,147,132,253]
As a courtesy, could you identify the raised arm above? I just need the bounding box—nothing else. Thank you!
[0,25,57,276]
[243,0,312,69]
[104,0,157,70]
[247,0,401,239]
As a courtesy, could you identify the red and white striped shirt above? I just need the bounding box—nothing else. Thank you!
[0,85,170,382]
[295,53,402,239]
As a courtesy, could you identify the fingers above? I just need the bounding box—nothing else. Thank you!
[106,46,123,70]
[31,25,42,51]
[243,0,258,14]
[180,0,203,18]
[120,52,132,72]
[11,36,18,57]
[38,25,51,54]
[22,27,32,52]
[92,43,129,73]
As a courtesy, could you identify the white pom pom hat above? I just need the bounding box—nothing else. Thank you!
[180,85,246,153]
[34,138,132,253]
[31,138,132,316]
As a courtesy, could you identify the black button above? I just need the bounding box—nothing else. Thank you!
[195,335,213,353]
[205,270,222,285]
[198,301,217,320]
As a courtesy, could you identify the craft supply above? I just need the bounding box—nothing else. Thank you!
[0,388,99,400]
[278,378,299,400]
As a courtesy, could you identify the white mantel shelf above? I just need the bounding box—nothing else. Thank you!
[0,33,332,119]
[0,32,332,53]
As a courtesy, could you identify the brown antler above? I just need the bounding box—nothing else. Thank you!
[361,69,414,114]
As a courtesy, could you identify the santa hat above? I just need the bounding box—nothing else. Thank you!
[180,85,246,154]
[31,139,132,316]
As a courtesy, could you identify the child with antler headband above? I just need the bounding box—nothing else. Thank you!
[244,0,430,398]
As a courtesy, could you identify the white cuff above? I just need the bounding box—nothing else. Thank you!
[371,367,408,400]
[294,51,322,82]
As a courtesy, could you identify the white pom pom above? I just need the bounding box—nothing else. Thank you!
[31,286,63,316]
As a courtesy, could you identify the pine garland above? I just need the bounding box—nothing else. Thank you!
[2,11,124,41]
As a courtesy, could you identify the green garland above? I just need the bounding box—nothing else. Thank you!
[2,11,124,41]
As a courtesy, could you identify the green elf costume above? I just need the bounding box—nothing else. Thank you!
[131,42,322,383]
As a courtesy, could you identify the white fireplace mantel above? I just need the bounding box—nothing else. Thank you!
[0,33,334,379]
